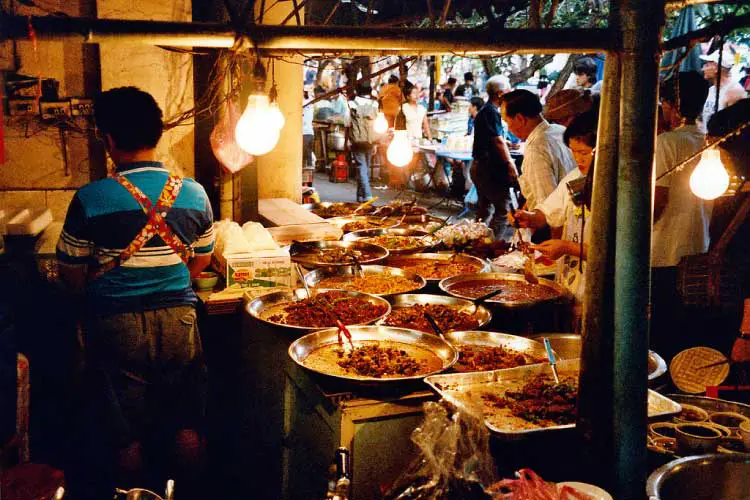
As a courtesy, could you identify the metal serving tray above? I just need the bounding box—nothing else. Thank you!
[380,294,492,332]
[301,202,375,218]
[385,253,490,284]
[343,228,440,255]
[424,358,682,439]
[304,265,427,296]
[289,240,389,268]
[439,272,571,309]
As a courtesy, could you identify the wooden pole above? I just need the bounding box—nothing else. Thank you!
[577,49,621,493]
[613,1,664,498]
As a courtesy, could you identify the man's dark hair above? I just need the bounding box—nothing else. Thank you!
[660,71,709,122]
[447,77,457,85]
[95,87,163,151]
[356,80,372,97]
[464,72,474,82]
[574,57,598,84]
[388,75,399,84]
[402,79,415,98]
[564,109,599,148]
[501,89,543,118]
[469,97,484,110]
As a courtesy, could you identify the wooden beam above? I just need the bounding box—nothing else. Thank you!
[1,15,615,53]
[665,0,746,11]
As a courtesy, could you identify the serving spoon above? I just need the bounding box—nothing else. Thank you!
[423,312,455,351]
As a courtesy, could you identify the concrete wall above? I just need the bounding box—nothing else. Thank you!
[0,0,194,223]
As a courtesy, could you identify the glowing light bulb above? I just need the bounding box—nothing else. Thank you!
[386,130,413,167]
[689,148,729,200]
[268,101,285,130]
[235,94,280,156]
[374,111,388,134]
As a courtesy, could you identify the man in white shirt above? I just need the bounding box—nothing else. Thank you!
[501,89,576,243]
[700,50,747,132]
[651,71,710,361]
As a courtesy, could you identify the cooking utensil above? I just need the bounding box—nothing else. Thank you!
[383,294,492,331]
[424,359,682,439]
[288,325,458,384]
[246,288,391,332]
[289,240,389,268]
[295,263,312,298]
[472,288,505,313]
[304,265,426,296]
[423,311,453,349]
[543,337,560,384]
[353,196,379,214]
[647,454,750,500]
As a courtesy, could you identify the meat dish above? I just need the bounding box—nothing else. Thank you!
[318,274,421,295]
[342,220,384,232]
[447,279,560,303]
[481,375,577,426]
[384,304,479,333]
[372,202,428,217]
[336,344,426,377]
[265,291,387,327]
[312,204,374,218]
[454,345,545,373]
[297,247,376,265]
[391,258,483,279]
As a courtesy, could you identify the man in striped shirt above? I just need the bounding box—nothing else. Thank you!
[57,87,214,498]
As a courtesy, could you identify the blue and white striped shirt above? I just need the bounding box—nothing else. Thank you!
[56,161,214,314]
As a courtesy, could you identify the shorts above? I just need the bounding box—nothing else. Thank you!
[82,306,206,447]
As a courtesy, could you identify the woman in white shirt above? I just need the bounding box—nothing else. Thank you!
[402,86,432,142]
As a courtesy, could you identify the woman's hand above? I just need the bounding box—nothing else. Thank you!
[507,209,545,230]
[532,239,577,261]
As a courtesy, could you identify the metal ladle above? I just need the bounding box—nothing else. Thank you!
[295,263,312,299]
[423,312,455,350]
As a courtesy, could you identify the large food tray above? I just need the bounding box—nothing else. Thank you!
[424,359,682,439]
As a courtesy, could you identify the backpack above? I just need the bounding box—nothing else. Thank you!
[349,98,377,147]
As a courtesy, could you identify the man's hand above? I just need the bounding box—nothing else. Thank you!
[532,239,576,261]
[507,209,545,230]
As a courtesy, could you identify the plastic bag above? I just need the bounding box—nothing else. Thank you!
[210,100,253,173]
[383,401,496,500]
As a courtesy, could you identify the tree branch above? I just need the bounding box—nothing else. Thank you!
[280,0,309,26]
[549,53,576,96]
[323,1,340,25]
[509,54,554,86]
[529,0,542,29]
[544,0,561,28]
[439,0,452,27]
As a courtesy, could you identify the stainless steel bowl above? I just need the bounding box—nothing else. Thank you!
[246,288,391,332]
[289,240,389,268]
[385,253,490,284]
[304,265,427,296]
[343,228,440,255]
[647,454,750,500]
[288,325,458,383]
[439,272,571,309]
[382,293,492,331]
[530,333,668,382]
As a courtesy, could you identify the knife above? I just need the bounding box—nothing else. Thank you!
[543,337,560,384]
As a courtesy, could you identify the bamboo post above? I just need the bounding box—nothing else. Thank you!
[613,0,664,498]
[577,48,621,492]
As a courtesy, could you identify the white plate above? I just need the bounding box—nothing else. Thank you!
[557,482,613,500]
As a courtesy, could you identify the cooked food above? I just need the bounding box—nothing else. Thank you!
[482,375,577,426]
[454,345,545,373]
[312,204,374,218]
[265,291,387,327]
[384,304,479,333]
[317,274,421,295]
[342,220,383,232]
[372,202,428,217]
[363,235,426,250]
[392,258,483,279]
[337,344,426,377]
[447,279,560,303]
[297,247,373,265]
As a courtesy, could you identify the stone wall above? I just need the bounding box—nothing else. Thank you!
[0,0,194,223]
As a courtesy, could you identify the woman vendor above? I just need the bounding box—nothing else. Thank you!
[508,110,598,327]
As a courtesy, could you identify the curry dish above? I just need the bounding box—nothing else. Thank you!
[390,258,483,279]
[454,345,545,373]
[383,304,479,333]
[317,274,421,295]
[447,279,560,303]
[264,291,387,327]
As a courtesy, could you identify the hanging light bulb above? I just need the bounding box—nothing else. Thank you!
[374,111,388,134]
[235,93,280,156]
[234,59,280,156]
[268,101,285,130]
[387,130,413,167]
[689,148,729,200]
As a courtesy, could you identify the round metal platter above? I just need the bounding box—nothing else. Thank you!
[385,253,490,283]
[288,325,458,383]
[444,331,550,372]
[289,240,389,268]
[304,265,426,296]
[391,215,445,233]
[326,216,399,233]
[246,288,391,332]
[343,228,440,255]
[381,293,492,331]
[301,202,375,219]
[439,272,571,309]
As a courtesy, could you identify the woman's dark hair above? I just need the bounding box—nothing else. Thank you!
[402,79,415,99]
[95,87,163,151]
[660,71,709,122]
[574,57,598,84]
[564,109,598,148]
[463,72,474,82]
[500,89,543,118]
[469,97,485,110]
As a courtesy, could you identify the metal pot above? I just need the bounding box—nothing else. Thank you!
[327,130,346,151]
[646,454,750,500]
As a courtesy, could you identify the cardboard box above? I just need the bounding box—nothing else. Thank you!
[212,248,294,291]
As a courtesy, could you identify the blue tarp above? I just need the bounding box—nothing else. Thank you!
[661,6,703,77]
